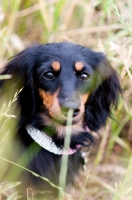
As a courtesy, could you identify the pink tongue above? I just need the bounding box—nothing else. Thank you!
[62,145,81,155]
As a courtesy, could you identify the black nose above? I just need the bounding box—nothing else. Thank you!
[61,101,80,117]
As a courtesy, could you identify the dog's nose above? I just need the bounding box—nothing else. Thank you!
[61,102,80,117]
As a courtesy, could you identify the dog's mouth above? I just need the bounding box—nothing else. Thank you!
[49,110,83,126]
[40,111,86,141]
[47,99,86,127]
[40,115,90,150]
[46,101,84,126]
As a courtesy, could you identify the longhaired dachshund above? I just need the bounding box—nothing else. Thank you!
[0,42,121,198]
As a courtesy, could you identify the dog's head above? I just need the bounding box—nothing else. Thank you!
[0,42,121,148]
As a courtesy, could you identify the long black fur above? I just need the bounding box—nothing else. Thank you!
[0,42,121,197]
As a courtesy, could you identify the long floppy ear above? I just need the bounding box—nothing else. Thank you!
[85,57,122,131]
[0,46,39,126]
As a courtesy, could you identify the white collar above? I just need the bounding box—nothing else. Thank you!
[26,125,81,155]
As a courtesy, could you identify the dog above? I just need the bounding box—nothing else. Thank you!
[0,42,121,198]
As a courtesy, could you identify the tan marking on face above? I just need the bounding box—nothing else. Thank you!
[39,88,65,120]
[80,93,89,104]
[39,89,54,109]
[75,62,84,71]
[52,61,61,71]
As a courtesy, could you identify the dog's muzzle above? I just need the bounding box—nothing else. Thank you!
[60,97,81,118]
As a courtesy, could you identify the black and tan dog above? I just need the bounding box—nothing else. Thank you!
[0,42,121,197]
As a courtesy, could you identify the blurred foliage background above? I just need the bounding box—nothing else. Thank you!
[0,0,132,199]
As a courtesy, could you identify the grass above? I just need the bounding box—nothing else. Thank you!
[0,0,132,199]
[59,109,73,198]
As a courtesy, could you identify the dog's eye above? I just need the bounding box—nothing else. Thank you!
[43,72,54,80]
[80,73,90,81]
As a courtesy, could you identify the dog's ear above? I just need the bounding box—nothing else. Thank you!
[85,56,122,131]
[0,47,38,126]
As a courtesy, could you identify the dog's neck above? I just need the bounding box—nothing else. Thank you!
[26,125,81,155]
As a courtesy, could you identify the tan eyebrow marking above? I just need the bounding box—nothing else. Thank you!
[75,62,84,71]
[52,61,61,71]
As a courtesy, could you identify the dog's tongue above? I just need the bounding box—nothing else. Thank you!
[62,144,81,155]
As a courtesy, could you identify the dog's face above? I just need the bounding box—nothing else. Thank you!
[36,47,94,136]
[0,42,121,147]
